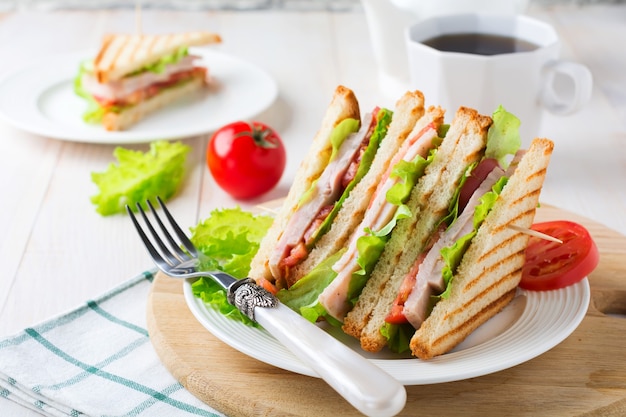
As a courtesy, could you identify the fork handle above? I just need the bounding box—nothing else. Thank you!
[253,303,406,417]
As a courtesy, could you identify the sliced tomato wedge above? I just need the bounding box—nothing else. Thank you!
[256,277,278,295]
[520,220,599,291]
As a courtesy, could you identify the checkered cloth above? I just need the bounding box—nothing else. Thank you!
[0,271,225,417]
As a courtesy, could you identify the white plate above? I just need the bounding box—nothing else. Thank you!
[184,278,590,385]
[0,49,278,144]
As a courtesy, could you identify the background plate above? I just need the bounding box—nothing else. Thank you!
[0,49,278,144]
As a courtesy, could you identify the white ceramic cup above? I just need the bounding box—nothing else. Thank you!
[405,13,593,142]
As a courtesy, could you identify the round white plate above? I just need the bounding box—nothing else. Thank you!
[184,278,590,385]
[0,49,278,144]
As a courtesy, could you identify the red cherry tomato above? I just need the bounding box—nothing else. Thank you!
[207,121,286,199]
[520,220,599,291]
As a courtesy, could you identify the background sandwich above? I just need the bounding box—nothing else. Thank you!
[74,31,221,131]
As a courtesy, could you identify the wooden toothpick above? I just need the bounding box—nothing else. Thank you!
[508,224,563,244]
[135,1,143,36]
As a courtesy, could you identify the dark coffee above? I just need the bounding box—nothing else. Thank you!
[422,33,539,56]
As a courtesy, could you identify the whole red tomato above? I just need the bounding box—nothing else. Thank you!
[206,121,286,199]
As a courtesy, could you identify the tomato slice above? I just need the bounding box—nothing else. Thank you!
[256,277,278,295]
[520,220,599,291]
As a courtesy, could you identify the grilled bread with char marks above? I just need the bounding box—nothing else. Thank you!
[410,138,554,359]
[94,31,221,83]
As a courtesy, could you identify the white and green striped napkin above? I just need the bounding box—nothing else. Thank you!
[0,271,225,417]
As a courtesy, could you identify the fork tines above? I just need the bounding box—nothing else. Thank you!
[126,197,198,272]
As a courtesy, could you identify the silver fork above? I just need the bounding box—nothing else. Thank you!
[127,197,406,417]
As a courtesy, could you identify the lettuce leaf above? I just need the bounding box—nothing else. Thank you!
[441,106,521,232]
[277,251,344,326]
[486,105,522,168]
[385,140,439,205]
[74,60,108,123]
[127,46,189,76]
[349,203,412,304]
[435,106,521,291]
[190,208,273,327]
[90,141,190,216]
[380,322,413,354]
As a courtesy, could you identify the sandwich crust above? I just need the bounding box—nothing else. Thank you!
[94,31,222,83]
[344,107,492,352]
[248,85,360,288]
[410,138,554,359]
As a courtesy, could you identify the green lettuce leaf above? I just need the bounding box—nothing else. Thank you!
[348,203,412,304]
[385,140,440,206]
[486,105,522,168]
[190,208,273,327]
[127,46,189,76]
[441,106,521,231]
[380,322,413,354]
[90,141,191,216]
[74,60,109,123]
[277,251,344,326]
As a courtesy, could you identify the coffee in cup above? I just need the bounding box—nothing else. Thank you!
[405,13,593,142]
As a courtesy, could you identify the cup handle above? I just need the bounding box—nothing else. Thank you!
[540,60,593,115]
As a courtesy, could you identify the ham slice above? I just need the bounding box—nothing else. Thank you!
[81,54,201,101]
[268,112,376,282]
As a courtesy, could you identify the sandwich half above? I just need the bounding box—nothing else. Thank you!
[250,87,426,291]
[344,106,554,358]
[410,137,554,359]
[74,31,221,131]
[343,106,492,351]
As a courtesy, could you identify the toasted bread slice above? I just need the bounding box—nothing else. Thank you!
[410,138,554,359]
[288,90,427,284]
[343,107,492,352]
[94,31,221,83]
[249,86,360,289]
[101,73,205,131]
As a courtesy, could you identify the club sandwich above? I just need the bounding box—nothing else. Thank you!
[75,31,221,131]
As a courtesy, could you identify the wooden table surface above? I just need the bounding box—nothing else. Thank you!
[0,3,625,416]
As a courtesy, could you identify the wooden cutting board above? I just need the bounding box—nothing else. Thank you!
[146,205,626,417]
